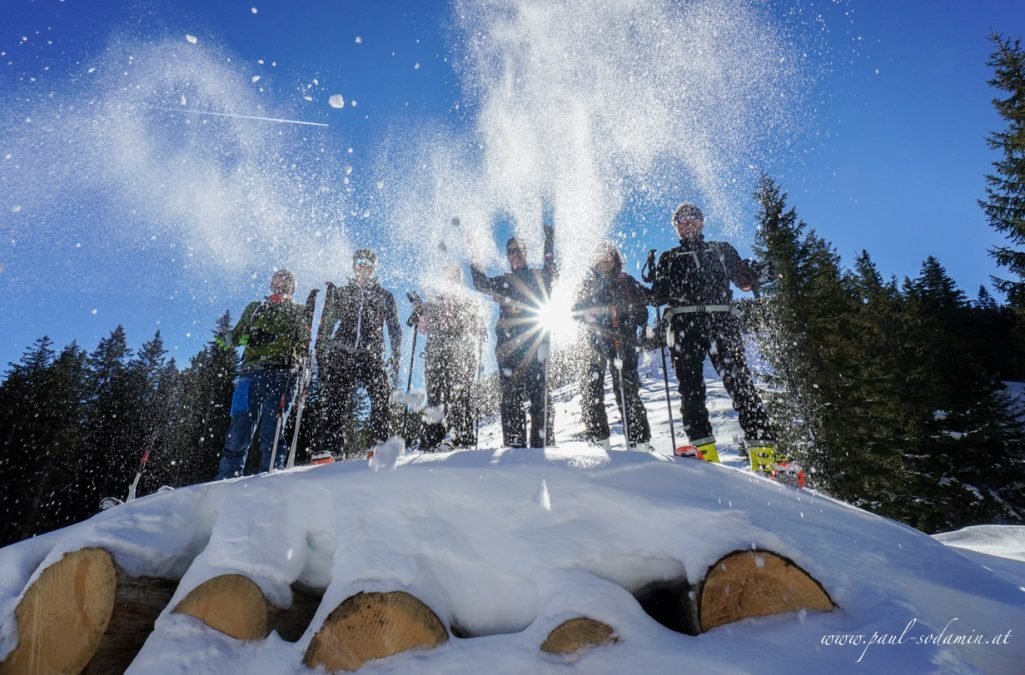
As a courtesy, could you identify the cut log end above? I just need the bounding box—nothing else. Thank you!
[172,574,269,640]
[540,617,618,655]
[303,591,448,672]
[0,548,117,675]
[699,550,834,632]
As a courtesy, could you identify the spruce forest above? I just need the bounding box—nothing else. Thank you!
[3,35,1025,546]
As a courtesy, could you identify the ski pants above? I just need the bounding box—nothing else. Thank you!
[498,349,553,448]
[217,368,295,479]
[580,337,651,445]
[320,348,391,453]
[668,312,772,443]
[421,337,479,449]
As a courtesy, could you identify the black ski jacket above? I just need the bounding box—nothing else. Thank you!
[574,271,650,345]
[318,278,401,361]
[471,231,557,366]
[650,235,754,308]
[420,291,486,346]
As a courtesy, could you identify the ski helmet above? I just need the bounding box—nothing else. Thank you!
[673,202,704,226]
[271,269,296,295]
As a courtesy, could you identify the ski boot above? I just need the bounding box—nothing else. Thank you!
[747,440,776,475]
[771,460,806,488]
[674,437,720,462]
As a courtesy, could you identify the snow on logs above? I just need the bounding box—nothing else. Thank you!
[303,591,449,672]
[697,549,835,632]
[0,548,835,673]
[0,547,177,675]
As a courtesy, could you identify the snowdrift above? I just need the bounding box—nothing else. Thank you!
[1,446,1023,674]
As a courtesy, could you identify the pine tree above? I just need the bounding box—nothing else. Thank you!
[83,326,137,506]
[0,338,56,544]
[0,338,93,545]
[981,33,1025,308]
[901,258,1025,531]
[162,312,237,486]
[751,176,851,485]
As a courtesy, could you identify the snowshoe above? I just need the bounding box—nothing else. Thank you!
[675,439,719,462]
[310,451,336,466]
[99,497,123,511]
[771,461,806,489]
[674,445,705,460]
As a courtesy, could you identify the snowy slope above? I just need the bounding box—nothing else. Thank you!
[2,355,1024,674]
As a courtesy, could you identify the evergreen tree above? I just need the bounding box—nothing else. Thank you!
[0,338,92,545]
[901,258,1025,531]
[981,33,1025,308]
[83,326,137,506]
[751,176,850,485]
[161,312,237,486]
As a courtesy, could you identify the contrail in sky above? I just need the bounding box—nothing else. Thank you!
[150,106,329,128]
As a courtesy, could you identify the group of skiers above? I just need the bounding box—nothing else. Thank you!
[214,201,780,480]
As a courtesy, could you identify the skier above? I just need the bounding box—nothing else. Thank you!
[317,249,402,455]
[215,269,310,479]
[418,265,487,450]
[471,224,557,448]
[650,202,777,472]
[574,241,653,451]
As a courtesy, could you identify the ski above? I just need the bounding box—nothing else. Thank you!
[99,444,153,510]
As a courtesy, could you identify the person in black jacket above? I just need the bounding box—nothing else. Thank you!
[418,264,487,450]
[575,241,652,451]
[471,225,557,448]
[317,249,402,453]
[650,202,776,472]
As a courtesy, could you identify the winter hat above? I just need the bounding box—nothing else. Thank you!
[353,248,378,266]
[673,202,704,225]
[271,269,296,295]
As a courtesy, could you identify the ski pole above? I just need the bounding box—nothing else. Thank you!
[610,304,631,450]
[474,334,484,449]
[267,387,288,472]
[286,288,320,468]
[286,360,312,469]
[402,323,419,443]
[655,305,678,452]
[542,339,551,448]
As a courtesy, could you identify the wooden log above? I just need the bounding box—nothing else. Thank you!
[303,591,448,672]
[172,574,269,640]
[698,550,834,632]
[0,547,177,675]
[540,617,618,655]
[172,574,323,643]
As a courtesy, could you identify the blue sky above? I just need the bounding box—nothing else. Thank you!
[1,0,1023,373]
